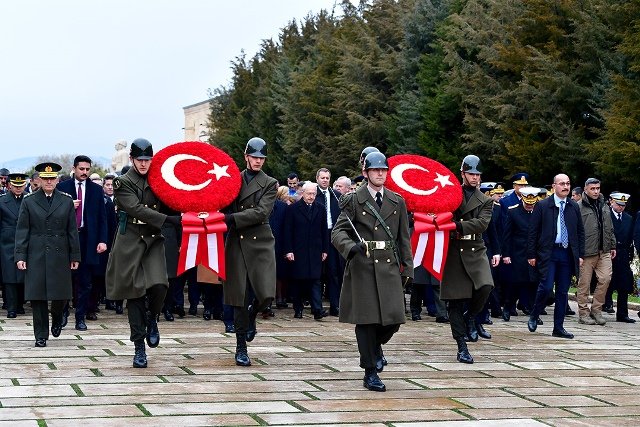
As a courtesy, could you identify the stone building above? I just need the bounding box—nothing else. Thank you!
[183,99,212,142]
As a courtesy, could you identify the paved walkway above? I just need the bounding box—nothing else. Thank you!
[1,299,640,426]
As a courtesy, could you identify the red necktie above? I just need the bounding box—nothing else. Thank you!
[76,182,83,228]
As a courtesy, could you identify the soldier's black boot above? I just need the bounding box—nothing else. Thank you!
[246,303,258,342]
[464,313,478,342]
[146,312,160,348]
[363,368,386,392]
[476,322,491,339]
[456,338,474,364]
[133,340,147,368]
[235,333,251,366]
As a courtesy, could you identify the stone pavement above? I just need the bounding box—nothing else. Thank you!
[1,300,640,426]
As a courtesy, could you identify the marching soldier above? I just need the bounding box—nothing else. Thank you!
[106,138,179,368]
[331,152,413,392]
[15,163,80,347]
[441,155,494,364]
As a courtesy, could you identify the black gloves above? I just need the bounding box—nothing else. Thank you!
[164,215,181,227]
[224,214,235,228]
[347,242,367,260]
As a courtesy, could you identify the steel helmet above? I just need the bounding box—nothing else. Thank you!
[130,138,153,160]
[460,155,482,174]
[360,146,380,165]
[364,152,389,170]
[245,137,267,158]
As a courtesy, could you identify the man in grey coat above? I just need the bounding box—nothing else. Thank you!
[15,163,80,347]
[440,155,494,364]
[332,152,413,392]
[223,137,278,367]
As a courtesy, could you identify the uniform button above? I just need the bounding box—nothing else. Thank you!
[472,248,475,251]
[460,248,464,252]
[375,259,379,263]
[386,259,390,263]
[250,205,254,208]
[151,235,155,238]
[253,236,256,240]
[374,226,378,230]
[363,212,366,215]
[240,205,244,209]
[141,235,144,238]
[240,235,244,239]
[394,211,397,214]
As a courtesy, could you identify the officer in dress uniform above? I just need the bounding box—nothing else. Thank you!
[502,187,541,321]
[106,139,179,368]
[478,182,504,323]
[608,192,636,323]
[15,163,80,347]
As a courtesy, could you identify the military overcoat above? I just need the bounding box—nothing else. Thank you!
[14,189,80,300]
[441,188,494,300]
[106,168,168,300]
[0,193,25,283]
[331,185,413,326]
[223,170,278,307]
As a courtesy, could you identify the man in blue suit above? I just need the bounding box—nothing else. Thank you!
[527,173,585,339]
[57,155,108,331]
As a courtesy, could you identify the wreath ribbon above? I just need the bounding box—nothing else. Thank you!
[411,212,456,281]
[177,211,227,279]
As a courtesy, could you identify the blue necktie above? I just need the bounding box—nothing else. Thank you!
[560,201,568,248]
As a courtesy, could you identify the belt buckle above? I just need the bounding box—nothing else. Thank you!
[375,241,386,250]
[460,234,472,240]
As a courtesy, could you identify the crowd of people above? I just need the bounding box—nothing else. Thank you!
[0,140,638,392]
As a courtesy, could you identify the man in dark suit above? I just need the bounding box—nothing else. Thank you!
[284,182,328,319]
[57,155,108,331]
[315,167,342,316]
[607,192,636,323]
[0,173,29,318]
[527,173,585,339]
[15,162,80,347]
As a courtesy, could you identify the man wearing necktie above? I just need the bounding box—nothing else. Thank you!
[315,168,342,316]
[57,155,108,331]
[527,174,585,339]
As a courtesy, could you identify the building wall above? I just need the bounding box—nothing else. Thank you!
[183,100,212,142]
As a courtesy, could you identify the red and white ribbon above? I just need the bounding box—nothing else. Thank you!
[177,211,227,279]
[411,212,456,281]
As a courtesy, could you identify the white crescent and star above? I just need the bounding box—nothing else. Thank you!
[161,154,231,191]
[390,163,453,196]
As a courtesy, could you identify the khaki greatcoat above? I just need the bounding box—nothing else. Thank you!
[223,170,277,307]
[331,185,413,326]
[14,189,80,300]
[440,187,494,300]
[106,169,168,300]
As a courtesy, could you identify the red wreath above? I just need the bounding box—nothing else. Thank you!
[386,154,462,214]
[148,141,241,212]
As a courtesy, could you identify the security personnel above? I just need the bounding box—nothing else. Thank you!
[15,163,80,347]
[331,152,413,392]
[441,155,494,364]
[1,173,29,318]
[106,138,178,368]
[223,137,278,367]
[502,187,541,321]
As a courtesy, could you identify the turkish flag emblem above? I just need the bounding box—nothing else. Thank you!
[386,154,462,214]
[148,141,242,213]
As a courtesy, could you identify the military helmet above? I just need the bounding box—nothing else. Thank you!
[364,152,388,170]
[360,146,380,164]
[245,137,267,158]
[460,155,482,174]
[130,138,153,160]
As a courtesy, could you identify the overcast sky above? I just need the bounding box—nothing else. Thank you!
[0,0,341,166]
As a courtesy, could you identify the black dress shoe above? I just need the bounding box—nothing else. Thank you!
[616,316,636,323]
[411,313,421,321]
[163,310,174,322]
[566,307,576,316]
[435,316,449,323]
[17,307,25,315]
[465,315,478,342]
[146,313,160,348]
[456,338,473,364]
[224,322,235,333]
[188,305,197,316]
[174,306,185,318]
[203,309,212,321]
[375,346,388,373]
[536,317,543,325]
[603,305,615,314]
[133,340,147,368]
[490,309,503,318]
[527,317,537,332]
[329,308,339,316]
[481,317,493,325]
[51,323,62,338]
[313,310,328,320]
[105,301,116,310]
[363,369,386,392]
[502,310,510,322]
[427,311,437,318]
[521,307,531,316]
[115,305,124,315]
[86,312,98,321]
[294,310,303,319]
[552,328,574,339]
[7,311,16,319]
[75,320,87,331]
[276,301,289,309]
[476,323,491,339]
[35,339,47,347]
[61,308,69,328]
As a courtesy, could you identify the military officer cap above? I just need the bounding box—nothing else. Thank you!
[520,186,540,205]
[510,172,529,185]
[491,183,505,195]
[479,182,497,194]
[537,187,549,199]
[8,173,28,187]
[35,162,62,179]
[610,192,630,206]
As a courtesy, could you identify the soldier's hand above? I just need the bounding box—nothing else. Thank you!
[286,252,295,261]
[16,261,26,270]
[528,258,536,267]
[164,215,182,227]
[96,243,107,254]
[348,242,367,259]
[70,261,79,270]
[224,214,235,228]
[503,257,511,264]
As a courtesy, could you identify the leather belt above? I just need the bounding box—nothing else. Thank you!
[366,240,393,250]
[451,233,476,240]
[128,218,146,225]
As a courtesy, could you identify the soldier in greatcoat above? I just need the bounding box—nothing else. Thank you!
[106,138,179,368]
[15,163,80,347]
[0,173,28,318]
[441,155,494,364]
[223,137,278,367]
[332,152,413,392]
